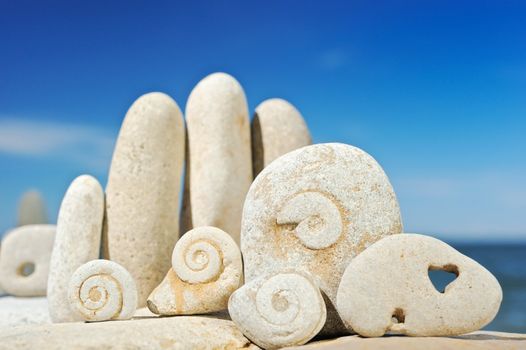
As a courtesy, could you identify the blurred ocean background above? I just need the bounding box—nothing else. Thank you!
[442,242,526,333]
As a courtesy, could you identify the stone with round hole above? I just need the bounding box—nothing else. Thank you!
[241,143,403,335]
[336,233,503,337]
[0,225,55,296]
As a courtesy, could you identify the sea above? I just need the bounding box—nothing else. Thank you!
[445,242,526,333]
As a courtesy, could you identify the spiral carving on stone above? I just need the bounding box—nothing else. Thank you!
[68,259,137,322]
[277,191,343,250]
[228,272,327,349]
[172,226,238,284]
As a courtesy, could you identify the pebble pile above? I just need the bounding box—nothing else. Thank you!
[0,72,503,349]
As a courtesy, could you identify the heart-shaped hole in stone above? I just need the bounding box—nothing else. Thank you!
[428,264,459,293]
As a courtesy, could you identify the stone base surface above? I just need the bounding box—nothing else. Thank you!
[285,331,526,350]
[0,296,50,328]
[0,315,256,350]
[0,296,524,349]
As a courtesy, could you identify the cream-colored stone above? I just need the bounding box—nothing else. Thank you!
[336,234,503,337]
[0,296,50,328]
[0,316,256,350]
[229,272,326,350]
[241,143,402,335]
[17,190,47,226]
[181,72,252,243]
[47,175,104,323]
[284,331,526,350]
[104,92,185,306]
[252,98,311,176]
[0,225,55,296]
[147,226,242,315]
[68,259,137,322]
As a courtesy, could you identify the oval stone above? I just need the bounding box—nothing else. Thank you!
[336,234,503,337]
[252,98,311,177]
[181,73,252,243]
[47,175,104,323]
[241,143,402,335]
[104,92,185,306]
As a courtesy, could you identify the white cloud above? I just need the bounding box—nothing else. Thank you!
[0,117,116,172]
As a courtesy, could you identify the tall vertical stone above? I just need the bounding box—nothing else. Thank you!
[252,98,311,176]
[181,73,252,243]
[17,190,47,226]
[104,92,185,306]
[47,175,104,323]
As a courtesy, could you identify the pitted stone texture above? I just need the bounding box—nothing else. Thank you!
[241,143,402,335]
[181,72,252,243]
[17,190,47,226]
[252,98,311,176]
[48,175,104,323]
[336,234,503,337]
[0,316,256,350]
[229,272,326,350]
[0,225,55,296]
[147,226,242,315]
[104,92,185,307]
[68,259,137,322]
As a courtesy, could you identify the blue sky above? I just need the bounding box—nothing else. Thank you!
[0,1,525,241]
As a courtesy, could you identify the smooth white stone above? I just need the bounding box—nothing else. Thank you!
[68,259,137,322]
[0,225,55,296]
[336,234,503,337]
[181,72,252,243]
[104,92,185,306]
[47,175,104,323]
[229,272,326,349]
[252,98,311,176]
[241,143,403,335]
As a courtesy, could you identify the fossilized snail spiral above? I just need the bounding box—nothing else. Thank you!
[277,191,343,249]
[147,226,242,315]
[68,259,137,322]
[228,272,327,349]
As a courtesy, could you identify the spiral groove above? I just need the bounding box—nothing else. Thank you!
[68,259,137,322]
[277,191,343,250]
[173,227,239,284]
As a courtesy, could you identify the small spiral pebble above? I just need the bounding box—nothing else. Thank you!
[68,259,137,322]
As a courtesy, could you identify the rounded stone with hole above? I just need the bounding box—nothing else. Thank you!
[336,233,503,337]
[228,271,326,349]
[241,143,403,335]
[68,259,137,322]
[0,225,55,296]
[147,226,242,315]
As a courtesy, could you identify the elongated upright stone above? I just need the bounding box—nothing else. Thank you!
[241,143,403,335]
[252,98,311,176]
[17,190,47,226]
[104,92,185,306]
[181,73,252,243]
[47,175,104,323]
